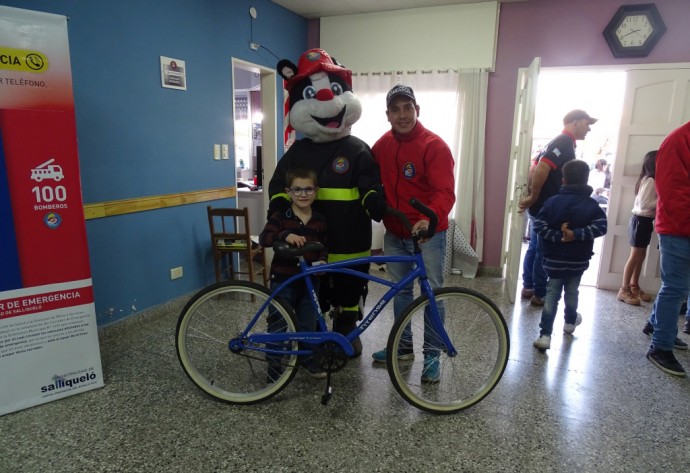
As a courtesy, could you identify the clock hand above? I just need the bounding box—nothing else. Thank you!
[623,29,641,37]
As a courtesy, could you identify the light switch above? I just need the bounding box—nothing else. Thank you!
[213,144,221,160]
[221,144,229,159]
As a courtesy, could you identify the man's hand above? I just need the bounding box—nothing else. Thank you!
[412,220,431,243]
[517,195,534,213]
[561,222,574,242]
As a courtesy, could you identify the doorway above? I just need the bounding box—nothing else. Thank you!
[231,58,278,236]
[529,68,626,287]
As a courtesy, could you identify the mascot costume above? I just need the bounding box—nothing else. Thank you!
[268,48,385,356]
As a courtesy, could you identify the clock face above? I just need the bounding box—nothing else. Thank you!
[603,4,667,58]
[615,15,654,47]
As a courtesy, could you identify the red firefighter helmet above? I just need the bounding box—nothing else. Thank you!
[284,48,352,93]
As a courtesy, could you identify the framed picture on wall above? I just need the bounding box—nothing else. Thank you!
[160,56,187,91]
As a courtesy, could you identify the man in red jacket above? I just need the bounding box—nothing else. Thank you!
[370,85,455,383]
[644,120,690,377]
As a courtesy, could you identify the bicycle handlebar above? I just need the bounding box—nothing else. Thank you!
[273,198,438,258]
[385,198,438,240]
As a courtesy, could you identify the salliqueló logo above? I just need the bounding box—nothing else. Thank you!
[0,46,49,73]
[41,370,97,393]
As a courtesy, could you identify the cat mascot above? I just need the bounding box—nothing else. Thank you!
[267,48,385,356]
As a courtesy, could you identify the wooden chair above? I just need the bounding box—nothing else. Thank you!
[207,205,268,286]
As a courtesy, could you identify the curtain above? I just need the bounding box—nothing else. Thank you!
[352,69,488,277]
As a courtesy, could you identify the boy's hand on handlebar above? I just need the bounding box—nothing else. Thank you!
[285,234,306,247]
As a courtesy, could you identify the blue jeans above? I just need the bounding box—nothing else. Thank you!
[649,235,690,351]
[538,275,581,336]
[384,230,445,355]
[270,280,319,332]
[522,217,547,298]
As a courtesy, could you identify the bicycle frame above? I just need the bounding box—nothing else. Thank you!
[230,250,457,359]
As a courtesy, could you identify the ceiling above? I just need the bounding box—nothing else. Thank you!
[271,0,527,19]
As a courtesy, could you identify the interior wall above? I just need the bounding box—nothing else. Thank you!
[320,2,498,72]
[1,0,307,325]
[484,0,690,270]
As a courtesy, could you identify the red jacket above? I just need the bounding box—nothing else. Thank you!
[372,121,455,238]
[655,121,690,237]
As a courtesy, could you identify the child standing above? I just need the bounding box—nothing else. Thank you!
[259,168,328,379]
[533,160,608,350]
[618,150,657,305]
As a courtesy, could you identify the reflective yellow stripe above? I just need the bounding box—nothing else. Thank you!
[328,250,370,262]
[317,187,360,201]
[271,193,290,202]
[341,305,359,312]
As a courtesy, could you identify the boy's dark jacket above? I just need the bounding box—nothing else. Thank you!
[533,184,608,278]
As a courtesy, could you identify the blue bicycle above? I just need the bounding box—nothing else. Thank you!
[176,199,509,414]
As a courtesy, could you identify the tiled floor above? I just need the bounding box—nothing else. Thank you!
[1,269,689,472]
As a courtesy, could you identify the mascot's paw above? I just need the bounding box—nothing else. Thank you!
[364,191,387,222]
[267,198,290,220]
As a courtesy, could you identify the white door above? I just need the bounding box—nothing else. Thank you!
[598,68,690,291]
[501,58,540,303]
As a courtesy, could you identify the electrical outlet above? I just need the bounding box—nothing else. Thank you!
[221,144,229,159]
[250,43,260,50]
[170,267,183,280]
[213,144,221,160]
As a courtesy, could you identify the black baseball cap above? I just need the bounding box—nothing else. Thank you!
[386,85,416,106]
[563,109,598,125]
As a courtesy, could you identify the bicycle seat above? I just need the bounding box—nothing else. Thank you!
[273,241,325,258]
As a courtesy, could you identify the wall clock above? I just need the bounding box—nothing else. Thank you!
[603,3,666,58]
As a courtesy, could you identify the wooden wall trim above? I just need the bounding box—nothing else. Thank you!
[83,187,236,220]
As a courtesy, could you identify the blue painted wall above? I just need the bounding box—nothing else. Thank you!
[2,0,307,324]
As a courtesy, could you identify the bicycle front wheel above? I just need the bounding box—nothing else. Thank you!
[387,288,509,414]
[176,281,299,404]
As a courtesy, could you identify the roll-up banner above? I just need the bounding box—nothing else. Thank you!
[0,6,104,416]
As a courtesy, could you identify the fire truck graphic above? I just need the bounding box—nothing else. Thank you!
[31,158,64,182]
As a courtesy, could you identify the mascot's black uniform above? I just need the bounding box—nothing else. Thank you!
[268,49,385,356]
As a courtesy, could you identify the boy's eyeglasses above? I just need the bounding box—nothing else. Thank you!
[288,186,316,196]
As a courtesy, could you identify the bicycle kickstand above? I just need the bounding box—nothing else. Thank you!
[320,370,334,406]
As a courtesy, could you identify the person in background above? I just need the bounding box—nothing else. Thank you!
[532,160,607,350]
[618,151,657,306]
[518,109,598,307]
[259,168,328,380]
[588,158,608,192]
[642,120,690,377]
[370,85,456,383]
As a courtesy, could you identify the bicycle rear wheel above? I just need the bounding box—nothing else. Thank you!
[176,280,299,404]
[387,288,509,414]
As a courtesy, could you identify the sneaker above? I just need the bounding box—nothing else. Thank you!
[646,346,686,377]
[563,313,582,334]
[521,287,534,299]
[617,287,641,306]
[642,321,654,335]
[421,355,440,383]
[642,322,687,350]
[372,347,415,364]
[630,285,653,302]
[301,359,327,379]
[530,295,545,307]
[533,335,551,350]
[684,319,690,335]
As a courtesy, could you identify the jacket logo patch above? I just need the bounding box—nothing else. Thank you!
[403,162,416,179]
[332,157,349,174]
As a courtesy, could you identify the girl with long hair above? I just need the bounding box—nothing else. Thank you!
[618,150,657,305]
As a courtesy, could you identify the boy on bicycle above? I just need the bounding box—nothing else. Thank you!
[259,168,328,380]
